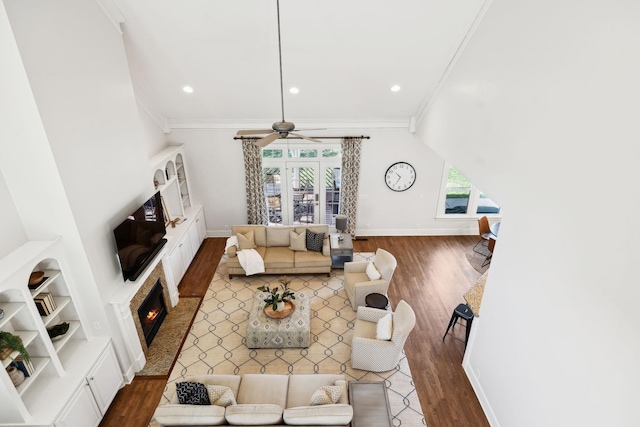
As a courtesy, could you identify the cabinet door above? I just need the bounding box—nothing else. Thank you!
[87,344,122,414]
[179,237,194,269]
[55,382,101,427]
[188,220,201,257]
[196,209,206,243]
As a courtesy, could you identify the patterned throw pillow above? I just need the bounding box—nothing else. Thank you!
[237,230,256,250]
[308,385,343,406]
[289,230,307,252]
[176,381,211,405]
[206,385,236,407]
[305,229,324,252]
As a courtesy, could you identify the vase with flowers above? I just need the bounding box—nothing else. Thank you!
[257,276,296,312]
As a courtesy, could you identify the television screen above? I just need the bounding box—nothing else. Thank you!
[113,191,167,281]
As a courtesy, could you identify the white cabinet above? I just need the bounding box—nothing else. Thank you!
[55,344,121,427]
[87,344,121,414]
[55,383,101,427]
[162,206,206,305]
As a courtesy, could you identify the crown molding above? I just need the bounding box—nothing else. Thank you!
[167,118,412,131]
[95,0,126,34]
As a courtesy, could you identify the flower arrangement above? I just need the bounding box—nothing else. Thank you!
[257,276,296,311]
[0,331,30,362]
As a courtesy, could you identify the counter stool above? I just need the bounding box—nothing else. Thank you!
[442,303,474,348]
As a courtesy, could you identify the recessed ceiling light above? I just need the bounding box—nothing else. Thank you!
[390,85,401,92]
[182,86,194,93]
[289,87,299,94]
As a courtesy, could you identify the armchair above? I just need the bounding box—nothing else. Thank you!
[343,248,397,311]
[351,300,416,372]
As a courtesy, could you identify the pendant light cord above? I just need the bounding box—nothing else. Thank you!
[276,0,285,123]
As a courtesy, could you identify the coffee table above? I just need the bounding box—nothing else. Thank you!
[348,381,393,427]
[246,291,310,348]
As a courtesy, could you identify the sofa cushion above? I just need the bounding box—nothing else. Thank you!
[294,250,332,268]
[237,230,257,250]
[170,375,243,404]
[289,230,308,252]
[225,404,283,425]
[308,385,343,405]
[237,374,289,407]
[153,403,226,426]
[206,385,236,407]
[266,226,294,247]
[176,382,210,405]
[283,404,354,426]
[263,247,295,269]
[306,229,325,252]
[295,225,329,236]
[286,374,347,408]
[366,262,382,280]
[232,225,267,247]
[376,313,393,340]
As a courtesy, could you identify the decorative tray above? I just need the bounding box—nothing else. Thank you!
[264,301,295,319]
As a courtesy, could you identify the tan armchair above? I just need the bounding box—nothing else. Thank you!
[351,300,416,372]
[343,248,397,311]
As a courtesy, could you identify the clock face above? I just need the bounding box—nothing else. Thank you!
[385,162,416,192]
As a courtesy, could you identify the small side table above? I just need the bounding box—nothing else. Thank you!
[330,233,353,268]
[365,293,388,310]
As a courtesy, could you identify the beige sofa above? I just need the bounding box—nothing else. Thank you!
[152,373,353,426]
[227,225,332,279]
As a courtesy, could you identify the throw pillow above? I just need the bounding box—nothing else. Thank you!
[376,313,393,341]
[206,384,236,407]
[176,381,211,405]
[305,229,324,252]
[289,231,307,252]
[366,262,381,281]
[237,230,256,250]
[308,385,343,406]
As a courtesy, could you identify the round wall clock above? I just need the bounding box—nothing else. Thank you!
[385,162,416,192]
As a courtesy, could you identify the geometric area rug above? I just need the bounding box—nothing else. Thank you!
[153,253,426,426]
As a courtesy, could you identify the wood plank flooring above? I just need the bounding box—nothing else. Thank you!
[100,236,489,427]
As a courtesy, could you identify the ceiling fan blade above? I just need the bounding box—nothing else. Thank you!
[289,132,322,143]
[255,132,282,147]
[236,129,273,136]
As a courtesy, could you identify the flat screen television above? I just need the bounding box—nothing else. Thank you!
[113,191,168,281]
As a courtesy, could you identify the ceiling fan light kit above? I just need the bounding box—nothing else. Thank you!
[236,0,322,147]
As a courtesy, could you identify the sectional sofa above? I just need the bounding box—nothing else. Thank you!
[226,224,332,278]
[152,373,353,426]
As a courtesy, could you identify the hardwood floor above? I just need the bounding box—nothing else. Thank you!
[100,236,489,427]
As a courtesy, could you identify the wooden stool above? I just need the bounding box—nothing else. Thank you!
[442,303,474,348]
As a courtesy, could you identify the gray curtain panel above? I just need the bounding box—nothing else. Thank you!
[242,139,268,225]
[340,137,362,237]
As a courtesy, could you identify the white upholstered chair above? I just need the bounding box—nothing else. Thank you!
[350,300,416,372]
[343,248,397,311]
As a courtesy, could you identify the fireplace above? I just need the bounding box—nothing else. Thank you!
[137,280,167,347]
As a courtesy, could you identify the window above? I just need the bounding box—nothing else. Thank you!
[440,165,500,216]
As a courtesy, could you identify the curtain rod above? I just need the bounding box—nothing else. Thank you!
[234,135,370,140]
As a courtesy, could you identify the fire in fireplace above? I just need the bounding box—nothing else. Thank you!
[137,280,167,347]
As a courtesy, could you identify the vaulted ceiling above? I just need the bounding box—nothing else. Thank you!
[108,0,487,131]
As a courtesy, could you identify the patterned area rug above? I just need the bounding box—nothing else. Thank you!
[156,253,426,426]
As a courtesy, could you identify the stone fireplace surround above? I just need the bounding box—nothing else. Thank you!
[110,253,179,380]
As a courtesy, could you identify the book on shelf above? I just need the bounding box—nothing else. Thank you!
[11,357,35,377]
[34,292,57,316]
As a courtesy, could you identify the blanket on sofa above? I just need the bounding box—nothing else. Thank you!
[236,249,265,276]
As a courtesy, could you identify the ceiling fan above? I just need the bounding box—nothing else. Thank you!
[236,0,321,148]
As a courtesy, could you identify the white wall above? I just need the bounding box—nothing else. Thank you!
[417,1,640,425]
[0,171,26,259]
[168,127,479,236]
[3,0,157,373]
[138,104,169,157]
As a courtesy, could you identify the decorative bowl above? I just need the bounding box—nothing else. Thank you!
[29,271,44,286]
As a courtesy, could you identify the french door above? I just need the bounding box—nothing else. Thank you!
[263,161,340,226]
